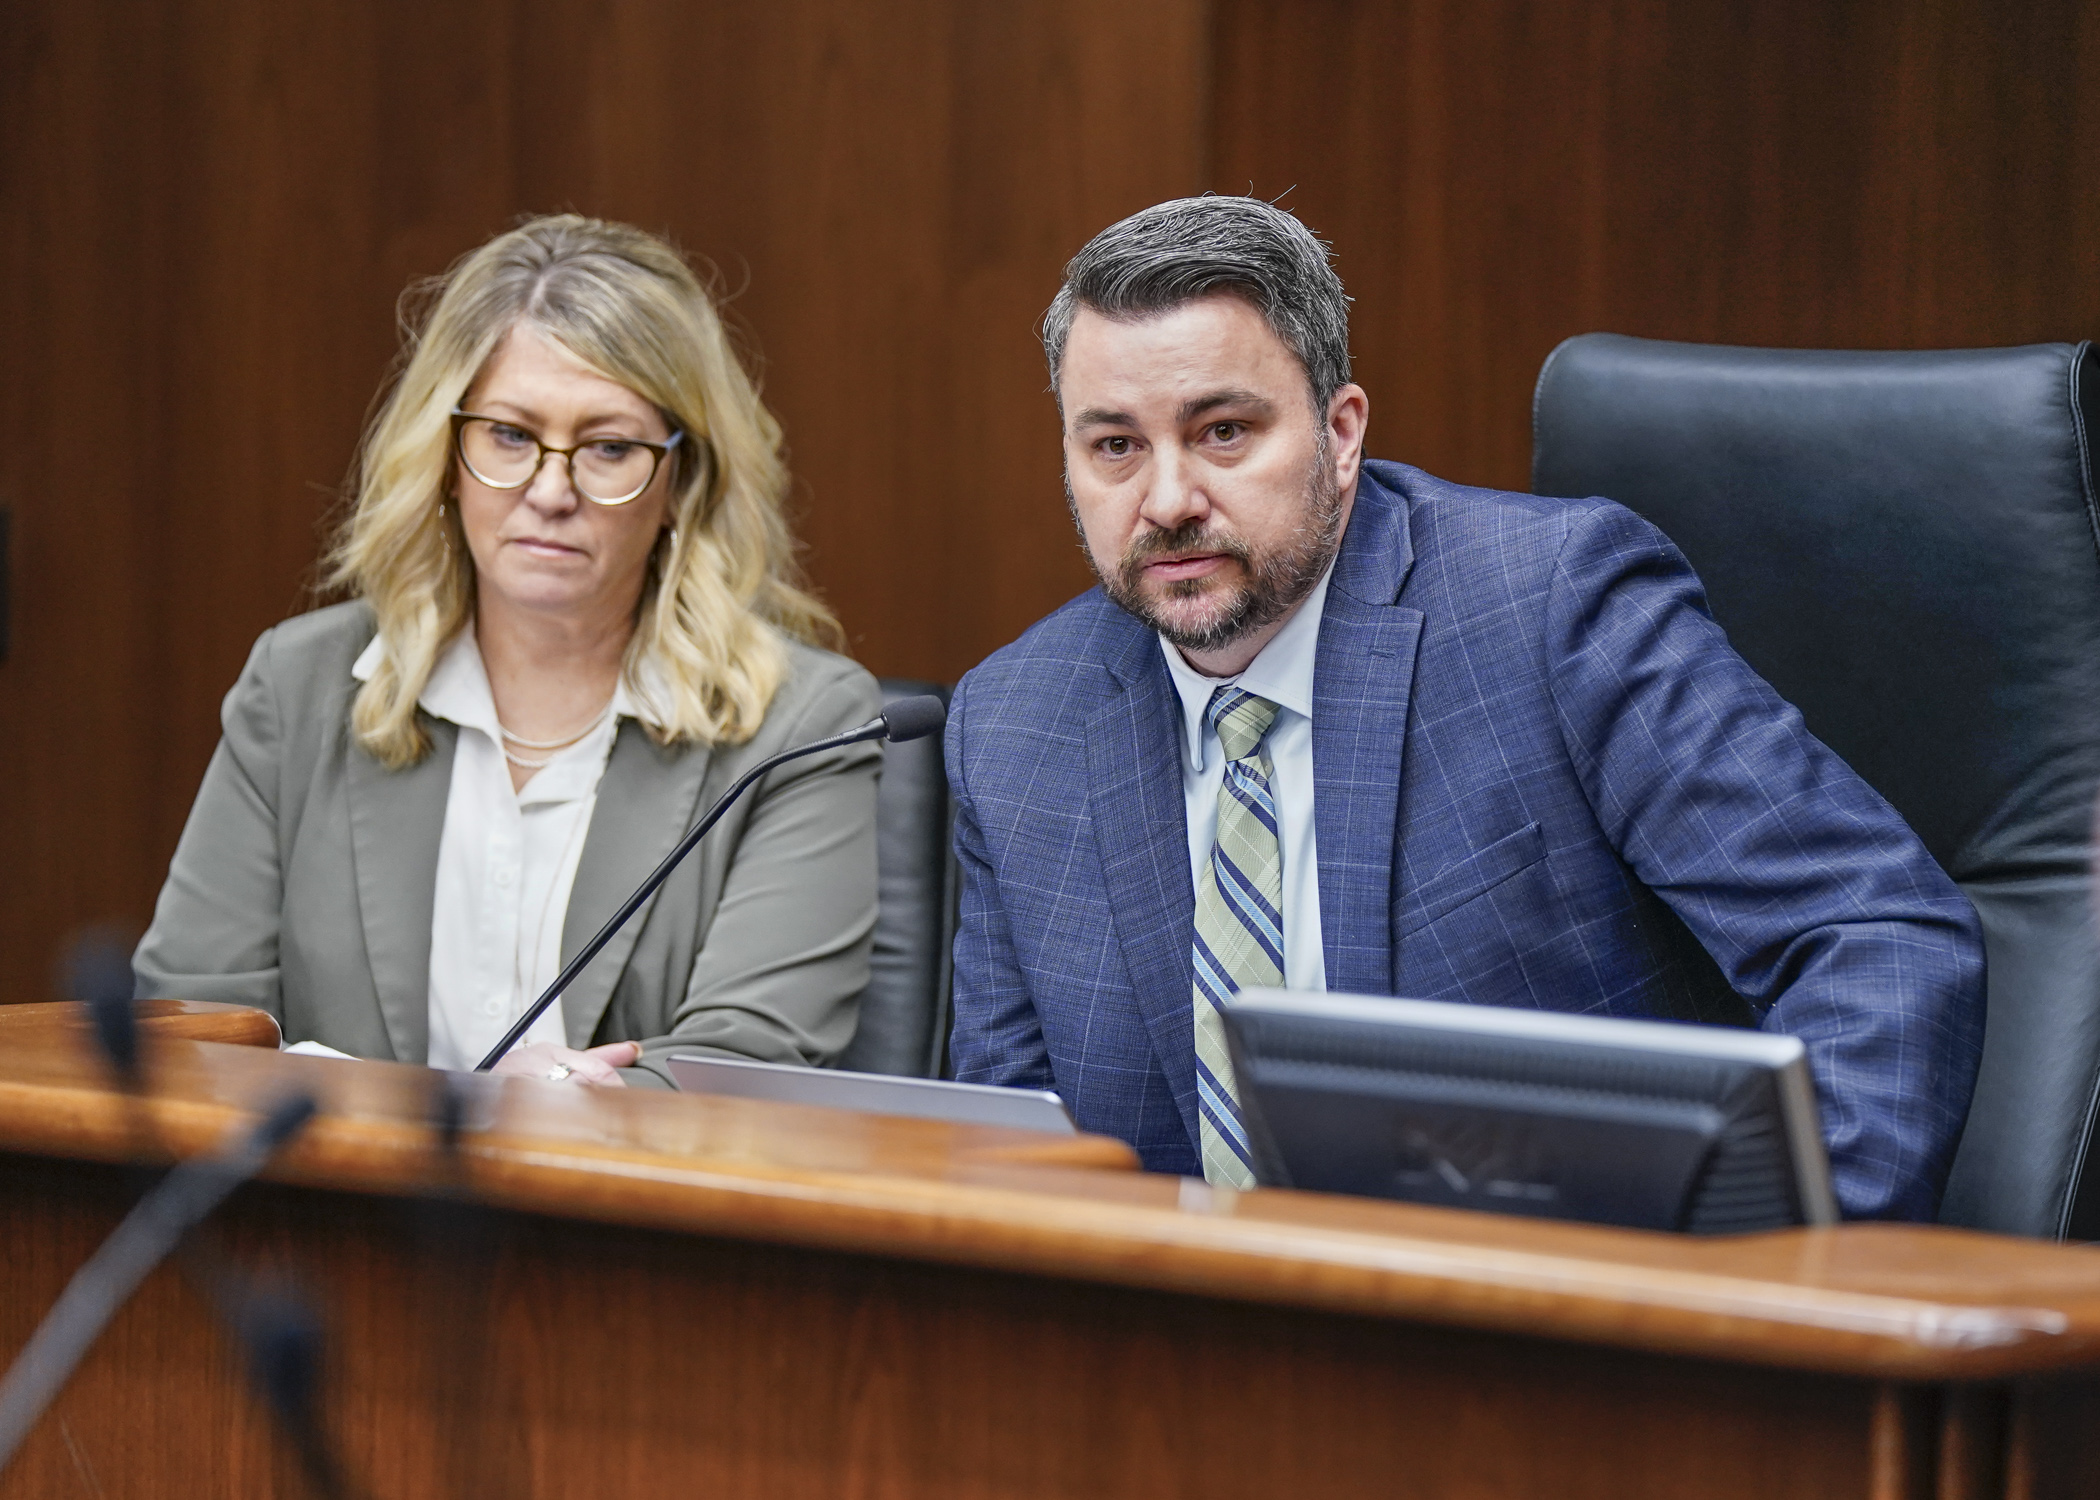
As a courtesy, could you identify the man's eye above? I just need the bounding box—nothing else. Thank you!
[1210,422,1243,442]
[1099,437,1134,458]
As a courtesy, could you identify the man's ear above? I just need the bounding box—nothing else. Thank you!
[1326,383,1370,490]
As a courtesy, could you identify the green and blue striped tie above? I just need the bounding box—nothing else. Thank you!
[1191,686,1284,1189]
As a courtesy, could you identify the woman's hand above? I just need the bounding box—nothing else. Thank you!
[490,1040,642,1086]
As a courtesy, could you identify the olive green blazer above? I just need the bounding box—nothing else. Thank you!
[135,601,881,1087]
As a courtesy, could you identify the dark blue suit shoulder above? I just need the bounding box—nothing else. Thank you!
[955,586,1145,710]
[1366,462,1677,624]
[1368,457,1626,528]
[1378,463,1636,564]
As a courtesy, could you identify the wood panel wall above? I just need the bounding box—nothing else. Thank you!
[1211,0,2100,491]
[0,0,1205,1002]
[3,0,2094,1001]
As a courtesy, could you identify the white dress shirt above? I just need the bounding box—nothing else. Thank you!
[351,626,665,1070]
[1159,565,1332,993]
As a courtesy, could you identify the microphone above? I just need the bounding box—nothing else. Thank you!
[65,934,163,1181]
[873,694,946,744]
[228,1285,352,1500]
[474,693,948,1072]
[0,1093,318,1472]
[412,1072,522,1493]
[66,936,143,1092]
[37,933,354,1498]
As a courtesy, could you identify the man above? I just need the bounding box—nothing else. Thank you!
[944,196,1983,1221]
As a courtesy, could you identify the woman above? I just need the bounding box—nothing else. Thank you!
[134,215,880,1088]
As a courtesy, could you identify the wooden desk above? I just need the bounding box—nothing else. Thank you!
[1,1003,2096,1499]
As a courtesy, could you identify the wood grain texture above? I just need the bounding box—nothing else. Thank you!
[1867,1383,1934,1500]
[1938,1385,2012,1500]
[8,1,2096,1001]
[0,0,1206,1002]
[1210,0,2100,494]
[2005,1375,2100,1499]
[4,1023,2100,1385]
[0,1153,1900,1500]
[0,999,282,1048]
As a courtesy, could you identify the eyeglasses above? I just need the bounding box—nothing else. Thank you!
[450,409,685,506]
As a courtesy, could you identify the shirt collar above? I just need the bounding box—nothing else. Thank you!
[350,623,671,735]
[1158,561,1333,774]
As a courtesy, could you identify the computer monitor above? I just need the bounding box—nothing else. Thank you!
[1220,990,1838,1233]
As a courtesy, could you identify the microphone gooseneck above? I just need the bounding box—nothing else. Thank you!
[41,938,354,1497]
[0,1093,318,1472]
[473,694,947,1072]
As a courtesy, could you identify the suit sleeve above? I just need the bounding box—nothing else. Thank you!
[944,675,1056,1090]
[1544,503,1985,1221]
[626,660,882,1084]
[133,627,289,1023]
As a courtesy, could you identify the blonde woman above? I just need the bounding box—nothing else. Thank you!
[135,216,880,1087]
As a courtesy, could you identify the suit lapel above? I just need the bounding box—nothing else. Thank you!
[561,723,713,1049]
[1084,629,1203,1149]
[346,718,455,1063]
[1315,469,1425,997]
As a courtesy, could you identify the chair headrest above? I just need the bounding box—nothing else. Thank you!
[1533,334,2100,878]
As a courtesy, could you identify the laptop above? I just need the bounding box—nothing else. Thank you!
[665,1054,1076,1135]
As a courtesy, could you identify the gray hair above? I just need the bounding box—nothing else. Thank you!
[1042,195,1352,407]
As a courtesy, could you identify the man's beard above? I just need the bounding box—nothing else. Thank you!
[1080,443,1345,656]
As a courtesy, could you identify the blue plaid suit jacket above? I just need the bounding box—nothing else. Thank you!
[945,461,1985,1221]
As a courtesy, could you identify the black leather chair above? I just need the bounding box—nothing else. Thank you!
[1532,334,2100,1239]
[834,678,959,1078]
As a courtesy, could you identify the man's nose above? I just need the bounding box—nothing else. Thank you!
[1137,449,1209,532]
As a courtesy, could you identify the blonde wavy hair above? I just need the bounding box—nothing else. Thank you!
[329,214,841,769]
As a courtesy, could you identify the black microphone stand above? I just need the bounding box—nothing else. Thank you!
[475,698,942,1072]
[0,940,355,1498]
[0,1092,319,1475]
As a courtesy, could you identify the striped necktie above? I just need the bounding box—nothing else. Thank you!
[1191,686,1283,1189]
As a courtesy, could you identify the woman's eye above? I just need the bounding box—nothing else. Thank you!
[489,424,535,449]
[587,440,637,461]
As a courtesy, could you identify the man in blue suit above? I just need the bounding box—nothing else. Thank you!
[944,196,1983,1221]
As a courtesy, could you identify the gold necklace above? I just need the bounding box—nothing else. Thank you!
[497,697,615,751]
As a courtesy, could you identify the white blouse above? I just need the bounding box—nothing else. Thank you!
[351,626,666,1071]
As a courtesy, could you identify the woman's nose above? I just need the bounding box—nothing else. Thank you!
[520,449,581,512]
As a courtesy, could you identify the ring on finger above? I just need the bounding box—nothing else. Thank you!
[544,1063,575,1082]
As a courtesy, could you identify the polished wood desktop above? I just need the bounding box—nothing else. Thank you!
[1,1001,2096,1499]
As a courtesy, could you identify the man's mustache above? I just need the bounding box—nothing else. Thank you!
[1119,522,1253,580]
